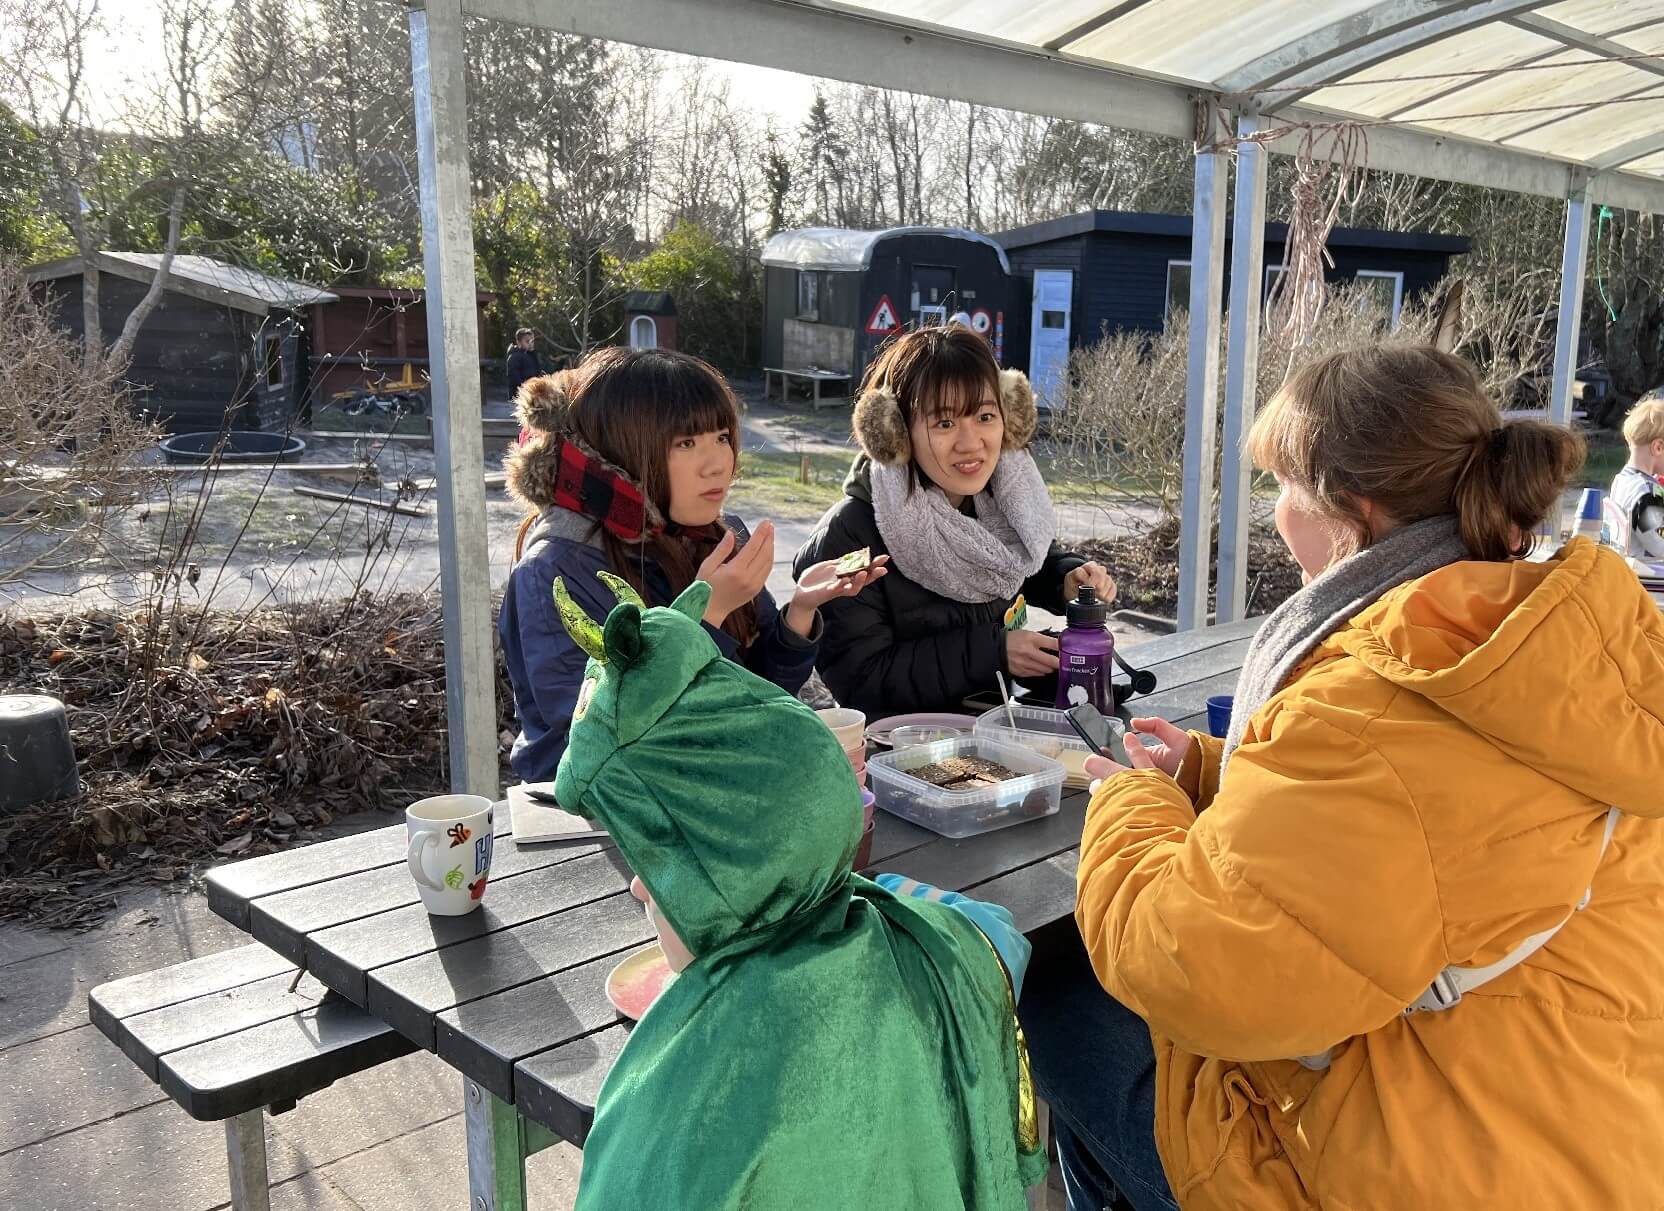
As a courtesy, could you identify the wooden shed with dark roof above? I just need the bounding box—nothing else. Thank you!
[27,252,337,433]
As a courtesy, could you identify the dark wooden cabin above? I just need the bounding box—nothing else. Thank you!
[995,210,1471,404]
[27,252,336,432]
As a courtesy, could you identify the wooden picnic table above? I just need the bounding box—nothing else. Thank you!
[201,616,1259,1207]
[764,366,851,409]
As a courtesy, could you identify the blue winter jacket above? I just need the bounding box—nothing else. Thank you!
[499,507,819,782]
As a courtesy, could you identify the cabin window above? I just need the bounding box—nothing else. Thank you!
[1165,260,1191,320]
[1355,270,1405,325]
[260,334,284,388]
[796,271,820,321]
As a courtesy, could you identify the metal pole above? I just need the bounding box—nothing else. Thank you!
[223,1110,272,1211]
[1177,115,1229,632]
[1216,113,1268,626]
[409,0,499,798]
[1549,176,1591,428]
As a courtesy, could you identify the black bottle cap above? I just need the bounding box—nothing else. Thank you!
[1066,585,1107,628]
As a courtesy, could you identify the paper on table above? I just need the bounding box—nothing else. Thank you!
[507,783,607,844]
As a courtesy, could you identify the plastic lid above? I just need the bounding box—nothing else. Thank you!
[1065,585,1107,628]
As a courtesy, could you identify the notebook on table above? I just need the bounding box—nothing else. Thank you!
[506,782,607,844]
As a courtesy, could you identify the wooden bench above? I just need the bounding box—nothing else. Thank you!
[88,942,416,1211]
[764,366,851,409]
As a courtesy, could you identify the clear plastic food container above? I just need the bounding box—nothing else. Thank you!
[972,704,1110,784]
[868,737,1064,839]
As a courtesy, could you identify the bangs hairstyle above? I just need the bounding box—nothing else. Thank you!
[574,346,739,455]
[861,325,1001,425]
[566,346,757,645]
[1249,345,1583,563]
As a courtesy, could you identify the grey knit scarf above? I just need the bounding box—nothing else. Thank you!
[869,449,1056,605]
[1221,515,1471,772]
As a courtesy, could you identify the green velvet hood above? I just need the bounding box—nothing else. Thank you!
[552,576,862,956]
[553,574,1047,1210]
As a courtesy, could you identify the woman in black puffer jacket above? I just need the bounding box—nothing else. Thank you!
[793,326,1115,716]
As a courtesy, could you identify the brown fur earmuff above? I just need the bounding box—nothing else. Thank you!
[998,369,1038,451]
[852,369,1041,467]
[505,373,574,513]
[853,384,912,466]
[514,372,574,435]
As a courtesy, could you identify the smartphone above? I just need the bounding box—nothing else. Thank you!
[1065,703,1128,764]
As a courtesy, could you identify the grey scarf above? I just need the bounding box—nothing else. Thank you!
[870,450,1056,604]
[1221,515,1471,772]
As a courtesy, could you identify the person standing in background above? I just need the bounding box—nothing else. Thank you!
[506,328,541,400]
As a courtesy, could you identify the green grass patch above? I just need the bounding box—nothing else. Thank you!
[730,450,852,519]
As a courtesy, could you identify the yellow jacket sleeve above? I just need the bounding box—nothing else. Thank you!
[1076,710,1449,1062]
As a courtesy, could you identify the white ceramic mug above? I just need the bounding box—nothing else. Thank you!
[816,707,866,751]
[406,794,496,916]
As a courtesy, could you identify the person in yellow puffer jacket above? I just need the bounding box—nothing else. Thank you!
[1019,345,1664,1211]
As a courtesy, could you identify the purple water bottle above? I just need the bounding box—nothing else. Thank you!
[1055,586,1114,712]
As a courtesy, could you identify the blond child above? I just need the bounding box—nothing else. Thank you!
[1609,394,1664,559]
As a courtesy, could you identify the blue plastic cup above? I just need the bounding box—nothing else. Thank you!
[1206,695,1234,739]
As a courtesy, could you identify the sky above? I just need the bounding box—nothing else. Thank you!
[72,1,819,131]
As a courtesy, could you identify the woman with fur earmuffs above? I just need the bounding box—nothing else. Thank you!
[500,347,887,783]
[793,325,1114,716]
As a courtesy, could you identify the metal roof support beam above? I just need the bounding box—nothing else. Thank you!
[409,0,500,799]
[465,0,1664,215]
[1549,180,1591,428]
[1216,113,1268,627]
[1221,0,1553,97]
[465,0,1194,139]
[1506,14,1664,80]
[1593,131,1664,172]
[1178,121,1229,632]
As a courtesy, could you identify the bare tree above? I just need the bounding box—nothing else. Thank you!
[3,0,107,365]
[0,259,159,586]
[1,0,287,370]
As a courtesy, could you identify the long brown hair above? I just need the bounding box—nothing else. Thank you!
[1249,345,1585,562]
[531,347,758,646]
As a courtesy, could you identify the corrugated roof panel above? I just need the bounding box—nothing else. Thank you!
[1388,51,1651,143]
[1063,0,1388,85]
[855,0,1128,48]
[1621,149,1664,174]
[656,0,1664,207]
[1300,25,1559,120]
[1536,0,1652,37]
[1503,88,1664,158]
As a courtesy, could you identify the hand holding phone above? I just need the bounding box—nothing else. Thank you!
[1064,703,1129,766]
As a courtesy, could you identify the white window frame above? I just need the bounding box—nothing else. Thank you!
[1164,259,1190,322]
[630,315,657,349]
[260,332,285,389]
[796,270,819,321]
[1355,269,1405,325]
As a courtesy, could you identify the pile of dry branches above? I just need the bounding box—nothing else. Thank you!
[0,593,516,928]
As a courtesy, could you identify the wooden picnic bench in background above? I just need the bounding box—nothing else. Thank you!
[764,366,852,410]
[87,617,1259,1210]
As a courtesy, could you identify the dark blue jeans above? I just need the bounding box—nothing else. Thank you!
[1018,923,1179,1211]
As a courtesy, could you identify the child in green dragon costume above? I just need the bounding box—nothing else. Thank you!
[552,570,1049,1209]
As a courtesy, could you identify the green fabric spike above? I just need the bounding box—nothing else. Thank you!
[669,578,712,622]
[596,570,646,610]
[552,577,606,663]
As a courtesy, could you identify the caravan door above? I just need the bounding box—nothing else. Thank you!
[1029,269,1072,409]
